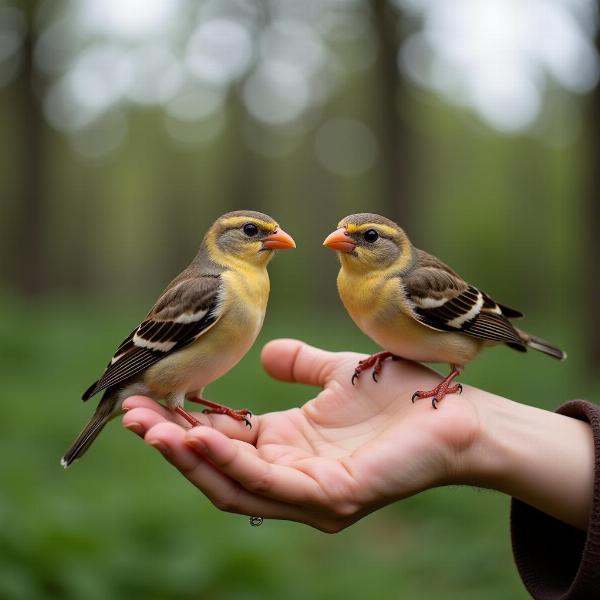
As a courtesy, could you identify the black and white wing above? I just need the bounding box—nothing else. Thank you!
[82,275,223,400]
[403,250,526,350]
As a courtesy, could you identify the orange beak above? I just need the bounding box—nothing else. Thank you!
[323,228,356,252]
[262,228,296,250]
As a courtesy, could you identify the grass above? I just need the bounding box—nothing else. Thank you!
[0,296,595,599]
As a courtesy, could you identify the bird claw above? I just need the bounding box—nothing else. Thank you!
[351,352,397,386]
[201,406,252,428]
[410,368,462,409]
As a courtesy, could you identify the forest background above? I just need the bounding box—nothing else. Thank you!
[1,1,599,598]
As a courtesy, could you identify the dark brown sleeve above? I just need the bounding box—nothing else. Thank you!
[511,400,600,599]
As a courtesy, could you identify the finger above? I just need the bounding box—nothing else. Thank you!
[261,339,338,388]
[184,426,324,506]
[197,412,259,444]
[123,406,192,437]
[123,396,222,430]
[123,396,258,443]
[144,422,324,525]
[123,396,182,422]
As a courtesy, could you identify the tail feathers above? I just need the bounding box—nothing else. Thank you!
[516,329,567,361]
[61,400,116,468]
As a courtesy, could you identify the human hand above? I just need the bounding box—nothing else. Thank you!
[122,339,483,532]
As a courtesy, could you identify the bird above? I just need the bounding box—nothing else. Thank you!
[323,213,565,408]
[61,210,296,467]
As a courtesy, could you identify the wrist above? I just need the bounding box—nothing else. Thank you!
[460,389,594,530]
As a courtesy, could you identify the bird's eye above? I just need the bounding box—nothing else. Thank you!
[363,229,379,243]
[243,223,259,237]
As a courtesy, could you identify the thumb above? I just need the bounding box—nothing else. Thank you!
[261,339,339,388]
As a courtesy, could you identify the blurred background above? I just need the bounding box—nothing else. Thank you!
[1,0,599,598]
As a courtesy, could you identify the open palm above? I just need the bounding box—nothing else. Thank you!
[123,339,481,532]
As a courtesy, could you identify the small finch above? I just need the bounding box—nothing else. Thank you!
[323,213,565,408]
[62,210,295,467]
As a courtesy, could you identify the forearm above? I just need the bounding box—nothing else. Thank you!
[462,389,594,530]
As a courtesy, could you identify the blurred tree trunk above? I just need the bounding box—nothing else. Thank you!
[13,7,47,295]
[370,0,413,229]
[588,33,600,368]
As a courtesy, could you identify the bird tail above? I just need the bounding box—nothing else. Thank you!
[516,328,567,361]
[61,394,119,468]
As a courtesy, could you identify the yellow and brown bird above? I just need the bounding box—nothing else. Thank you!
[62,210,295,467]
[323,213,565,408]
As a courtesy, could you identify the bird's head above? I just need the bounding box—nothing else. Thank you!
[323,213,413,273]
[207,210,296,268]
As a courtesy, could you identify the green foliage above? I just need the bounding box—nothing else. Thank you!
[2,298,595,600]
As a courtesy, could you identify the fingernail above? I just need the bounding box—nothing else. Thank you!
[185,438,207,454]
[124,422,144,437]
[148,440,170,457]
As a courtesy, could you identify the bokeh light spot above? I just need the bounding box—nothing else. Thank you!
[314,117,378,177]
[243,61,309,125]
[186,18,253,85]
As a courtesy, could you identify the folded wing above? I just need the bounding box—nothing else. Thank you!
[403,250,525,349]
[82,275,223,400]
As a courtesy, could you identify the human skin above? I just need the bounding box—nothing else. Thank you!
[122,339,594,533]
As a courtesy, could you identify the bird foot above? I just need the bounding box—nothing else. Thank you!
[352,351,399,385]
[175,406,203,428]
[188,396,252,428]
[411,369,462,409]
